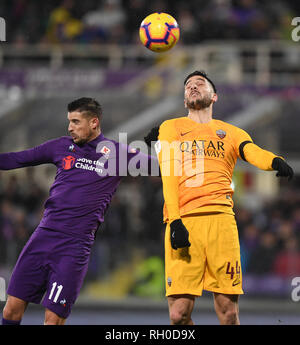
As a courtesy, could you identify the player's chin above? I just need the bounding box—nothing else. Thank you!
[188,98,212,110]
[188,95,201,103]
[74,137,88,145]
[187,100,202,110]
[72,137,81,144]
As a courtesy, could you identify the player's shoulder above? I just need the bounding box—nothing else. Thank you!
[39,135,71,146]
[159,117,189,140]
[101,136,121,148]
[59,135,73,142]
[101,136,136,156]
[213,119,236,130]
[52,135,74,146]
[161,116,190,127]
[212,119,252,144]
[212,119,247,135]
[160,116,192,135]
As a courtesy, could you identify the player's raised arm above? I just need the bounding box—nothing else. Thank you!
[156,120,191,250]
[0,139,56,170]
[156,121,181,221]
[236,127,294,180]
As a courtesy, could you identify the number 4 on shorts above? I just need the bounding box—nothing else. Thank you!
[226,261,240,279]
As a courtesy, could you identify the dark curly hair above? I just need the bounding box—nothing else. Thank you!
[67,97,102,119]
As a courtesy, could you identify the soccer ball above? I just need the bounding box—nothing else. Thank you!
[139,12,180,53]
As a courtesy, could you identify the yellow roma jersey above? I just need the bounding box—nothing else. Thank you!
[156,117,279,222]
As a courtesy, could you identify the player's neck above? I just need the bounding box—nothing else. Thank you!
[187,108,213,124]
[87,129,101,143]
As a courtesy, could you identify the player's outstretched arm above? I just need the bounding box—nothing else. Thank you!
[155,120,191,250]
[240,141,293,180]
[0,140,55,170]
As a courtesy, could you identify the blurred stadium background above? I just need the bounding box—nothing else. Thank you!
[0,0,300,325]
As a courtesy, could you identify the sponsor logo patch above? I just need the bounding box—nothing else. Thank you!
[62,155,76,170]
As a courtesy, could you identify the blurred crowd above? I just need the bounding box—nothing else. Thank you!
[237,188,300,278]
[1,167,300,288]
[0,169,46,269]
[1,0,299,46]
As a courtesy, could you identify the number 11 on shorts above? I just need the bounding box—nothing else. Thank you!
[49,282,63,303]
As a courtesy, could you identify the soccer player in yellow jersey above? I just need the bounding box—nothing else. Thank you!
[144,70,293,325]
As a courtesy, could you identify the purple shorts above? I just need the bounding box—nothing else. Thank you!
[7,226,93,319]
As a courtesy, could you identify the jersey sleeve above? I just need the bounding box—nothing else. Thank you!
[0,138,56,170]
[233,126,253,161]
[157,120,181,222]
[234,127,280,171]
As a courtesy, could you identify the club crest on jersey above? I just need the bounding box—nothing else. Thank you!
[62,155,76,170]
[216,129,226,139]
[100,145,111,158]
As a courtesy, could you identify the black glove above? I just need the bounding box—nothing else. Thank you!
[170,219,191,250]
[272,157,294,181]
[144,126,159,147]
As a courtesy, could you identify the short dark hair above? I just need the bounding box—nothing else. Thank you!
[184,70,217,93]
[67,97,102,119]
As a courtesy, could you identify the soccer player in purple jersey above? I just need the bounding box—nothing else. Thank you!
[0,97,158,325]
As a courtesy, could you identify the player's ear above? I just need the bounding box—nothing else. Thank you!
[91,117,99,129]
[184,97,187,108]
[212,93,218,104]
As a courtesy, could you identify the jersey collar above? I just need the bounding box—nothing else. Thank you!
[86,132,105,148]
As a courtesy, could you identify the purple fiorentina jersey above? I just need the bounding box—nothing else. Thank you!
[0,133,158,241]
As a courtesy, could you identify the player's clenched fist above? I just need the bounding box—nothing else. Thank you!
[170,219,191,250]
[272,157,294,181]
